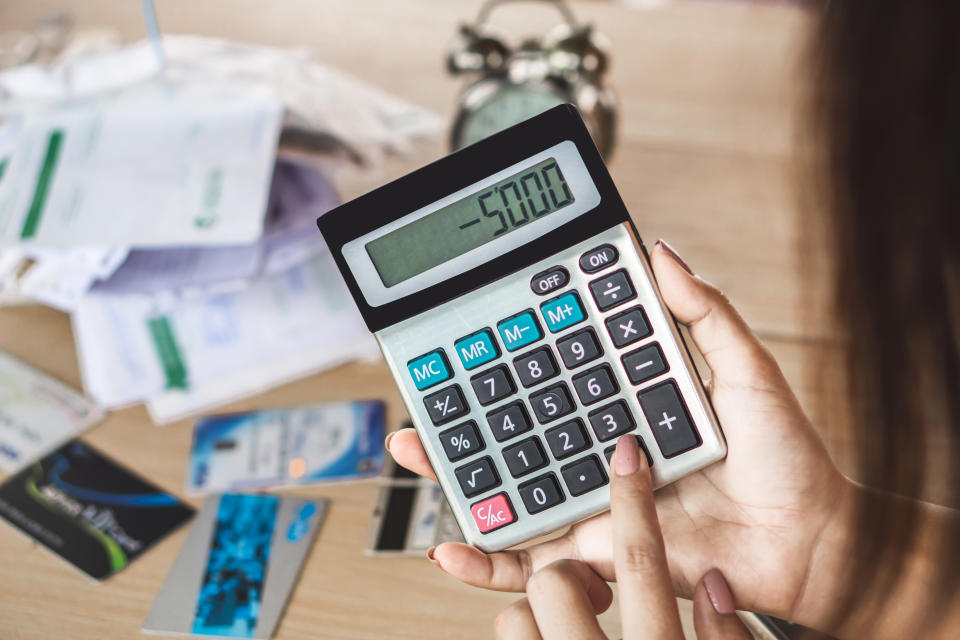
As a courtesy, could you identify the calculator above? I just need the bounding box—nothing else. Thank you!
[317,105,726,552]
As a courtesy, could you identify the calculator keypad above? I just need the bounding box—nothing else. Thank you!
[514,347,560,388]
[395,232,716,547]
[470,365,516,406]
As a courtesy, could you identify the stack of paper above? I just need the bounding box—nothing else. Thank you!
[0,36,440,422]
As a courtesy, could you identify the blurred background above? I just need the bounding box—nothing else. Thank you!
[0,1,824,638]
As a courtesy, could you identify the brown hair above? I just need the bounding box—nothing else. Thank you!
[809,0,960,628]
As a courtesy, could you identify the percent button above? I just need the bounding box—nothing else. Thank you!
[439,421,485,462]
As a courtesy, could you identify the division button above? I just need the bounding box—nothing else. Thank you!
[621,342,669,385]
[470,493,516,533]
[423,384,468,426]
[589,269,637,312]
[455,456,500,498]
[530,266,569,296]
[637,380,702,458]
[560,455,608,496]
[604,305,651,348]
[579,244,619,274]
[518,473,565,514]
[439,421,484,462]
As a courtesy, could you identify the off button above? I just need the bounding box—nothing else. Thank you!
[530,266,569,295]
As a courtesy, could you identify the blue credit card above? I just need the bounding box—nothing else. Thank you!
[186,402,385,493]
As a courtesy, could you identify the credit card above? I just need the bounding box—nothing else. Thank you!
[186,402,385,494]
[143,493,328,639]
[0,350,105,473]
[0,440,194,580]
[366,460,465,556]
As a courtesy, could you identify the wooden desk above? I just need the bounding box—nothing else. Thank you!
[0,1,815,638]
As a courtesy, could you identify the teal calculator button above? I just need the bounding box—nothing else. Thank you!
[407,350,451,390]
[540,292,586,333]
[454,329,499,370]
[497,311,543,352]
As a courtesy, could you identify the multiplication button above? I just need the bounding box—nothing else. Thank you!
[604,306,651,348]
[589,269,636,311]
[423,384,468,425]
[455,456,500,498]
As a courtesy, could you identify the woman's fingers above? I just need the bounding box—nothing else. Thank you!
[650,240,785,390]
[493,598,543,640]
[610,435,685,640]
[692,570,753,640]
[384,428,437,481]
[525,560,611,640]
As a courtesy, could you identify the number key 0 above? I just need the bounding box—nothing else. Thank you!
[518,473,565,514]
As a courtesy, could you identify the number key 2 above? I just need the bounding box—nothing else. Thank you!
[544,419,591,460]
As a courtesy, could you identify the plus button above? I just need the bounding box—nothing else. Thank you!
[658,411,677,430]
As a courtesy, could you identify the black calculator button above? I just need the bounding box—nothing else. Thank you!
[561,455,608,496]
[518,473,565,514]
[470,365,516,406]
[589,269,636,311]
[423,384,468,426]
[603,436,653,468]
[604,305,651,348]
[529,383,575,424]
[579,244,619,274]
[587,400,636,442]
[638,380,702,458]
[571,364,619,406]
[621,342,669,385]
[455,456,501,498]
[555,327,602,369]
[544,419,591,460]
[530,266,569,296]
[486,401,533,442]
[439,421,484,462]
[513,347,559,388]
[502,437,548,478]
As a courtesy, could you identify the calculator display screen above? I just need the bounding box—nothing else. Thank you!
[365,158,575,287]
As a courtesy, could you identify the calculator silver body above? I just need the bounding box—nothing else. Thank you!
[317,105,726,553]
[376,223,725,551]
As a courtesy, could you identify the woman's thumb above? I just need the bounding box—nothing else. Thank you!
[693,569,753,639]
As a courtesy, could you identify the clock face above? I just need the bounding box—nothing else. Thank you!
[457,85,567,149]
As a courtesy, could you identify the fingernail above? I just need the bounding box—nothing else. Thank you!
[614,435,640,476]
[384,431,396,451]
[702,568,736,615]
[426,546,442,569]
[656,239,694,275]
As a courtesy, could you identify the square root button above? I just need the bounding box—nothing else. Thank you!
[470,493,516,533]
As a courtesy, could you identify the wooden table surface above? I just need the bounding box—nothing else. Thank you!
[0,1,818,638]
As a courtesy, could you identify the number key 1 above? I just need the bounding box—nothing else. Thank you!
[556,328,602,369]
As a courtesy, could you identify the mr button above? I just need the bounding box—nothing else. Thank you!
[454,329,499,371]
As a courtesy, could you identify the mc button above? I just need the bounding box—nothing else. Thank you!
[407,349,451,391]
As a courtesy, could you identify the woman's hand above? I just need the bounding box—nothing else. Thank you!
[492,436,751,639]
[389,240,854,630]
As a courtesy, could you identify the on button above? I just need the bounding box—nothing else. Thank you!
[579,245,619,274]
[530,267,569,295]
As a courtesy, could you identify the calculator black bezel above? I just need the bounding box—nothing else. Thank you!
[316,104,633,332]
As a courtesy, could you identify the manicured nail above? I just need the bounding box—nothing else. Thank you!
[614,435,639,476]
[384,431,396,451]
[656,239,694,275]
[426,546,442,569]
[702,568,736,615]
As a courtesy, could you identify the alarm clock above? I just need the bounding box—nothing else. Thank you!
[448,0,617,157]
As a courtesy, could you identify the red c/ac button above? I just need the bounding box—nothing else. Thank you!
[470,493,516,533]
